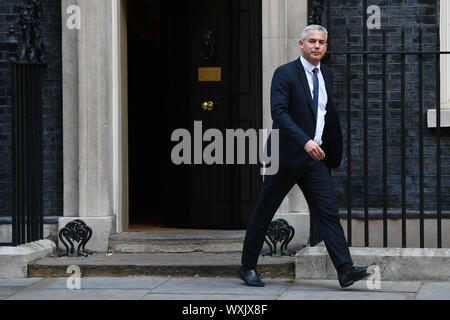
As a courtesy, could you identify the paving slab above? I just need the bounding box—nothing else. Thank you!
[2,276,450,300]
[0,278,43,287]
[18,277,171,290]
[6,289,150,300]
[150,277,291,297]
[75,276,171,289]
[0,278,44,299]
[342,280,423,293]
[415,281,450,300]
[141,293,278,300]
[0,287,29,300]
[278,290,415,300]
[289,279,422,293]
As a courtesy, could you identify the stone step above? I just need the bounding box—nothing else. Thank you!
[28,252,295,279]
[295,245,450,281]
[108,231,246,253]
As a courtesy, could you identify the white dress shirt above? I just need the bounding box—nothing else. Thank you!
[300,56,328,146]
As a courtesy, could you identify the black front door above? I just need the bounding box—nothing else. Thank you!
[129,0,262,229]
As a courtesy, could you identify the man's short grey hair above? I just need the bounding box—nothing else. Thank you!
[301,25,328,42]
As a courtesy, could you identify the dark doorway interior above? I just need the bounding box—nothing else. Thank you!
[127,0,180,228]
[127,0,262,230]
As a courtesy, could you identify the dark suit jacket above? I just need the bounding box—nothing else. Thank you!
[267,57,343,169]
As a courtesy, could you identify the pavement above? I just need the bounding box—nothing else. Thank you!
[1,275,449,300]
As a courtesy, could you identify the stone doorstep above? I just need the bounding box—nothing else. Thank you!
[296,245,450,281]
[108,231,246,253]
[0,240,56,279]
[27,263,296,279]
[108,228,305,254]
[27,252,296,279]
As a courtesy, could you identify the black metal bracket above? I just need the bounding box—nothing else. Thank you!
[262,219,295,257]
[16,0,46,62]
[308,0,324,26]
[200,31,217,60]
[58,220,93,258]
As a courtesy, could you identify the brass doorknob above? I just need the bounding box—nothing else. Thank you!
[202,100,214,111]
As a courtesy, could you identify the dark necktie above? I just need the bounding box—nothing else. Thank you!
[312,67,319,118]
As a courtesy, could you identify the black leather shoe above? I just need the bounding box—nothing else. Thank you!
[239,267,265,287]
[338,263,377,288]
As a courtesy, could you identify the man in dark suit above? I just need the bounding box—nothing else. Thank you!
[239,25,375,289]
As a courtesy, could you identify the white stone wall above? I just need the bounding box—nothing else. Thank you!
[0,224,58,244]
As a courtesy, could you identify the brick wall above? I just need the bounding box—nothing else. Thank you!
[0,0,62,218]
[324,0,444,216]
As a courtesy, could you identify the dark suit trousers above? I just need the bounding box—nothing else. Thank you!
[241,157,353,271]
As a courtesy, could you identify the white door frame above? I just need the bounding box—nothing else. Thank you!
[112,0,129,233]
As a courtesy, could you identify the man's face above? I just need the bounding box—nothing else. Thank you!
[299,30,328,66]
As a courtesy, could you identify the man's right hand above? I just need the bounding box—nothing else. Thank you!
[304,140,326,161]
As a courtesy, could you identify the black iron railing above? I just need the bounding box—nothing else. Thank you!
[11,61,45,246]
[306,0,447,249]
[0,0,46,246]
[309,26,449,248]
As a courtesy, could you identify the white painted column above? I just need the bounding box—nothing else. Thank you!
[427,1,450,127]
[60,0,120,251]
[262,0,310,250]
[62,0,79,218]
[111,0,125,234]
[77,0,114,220]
